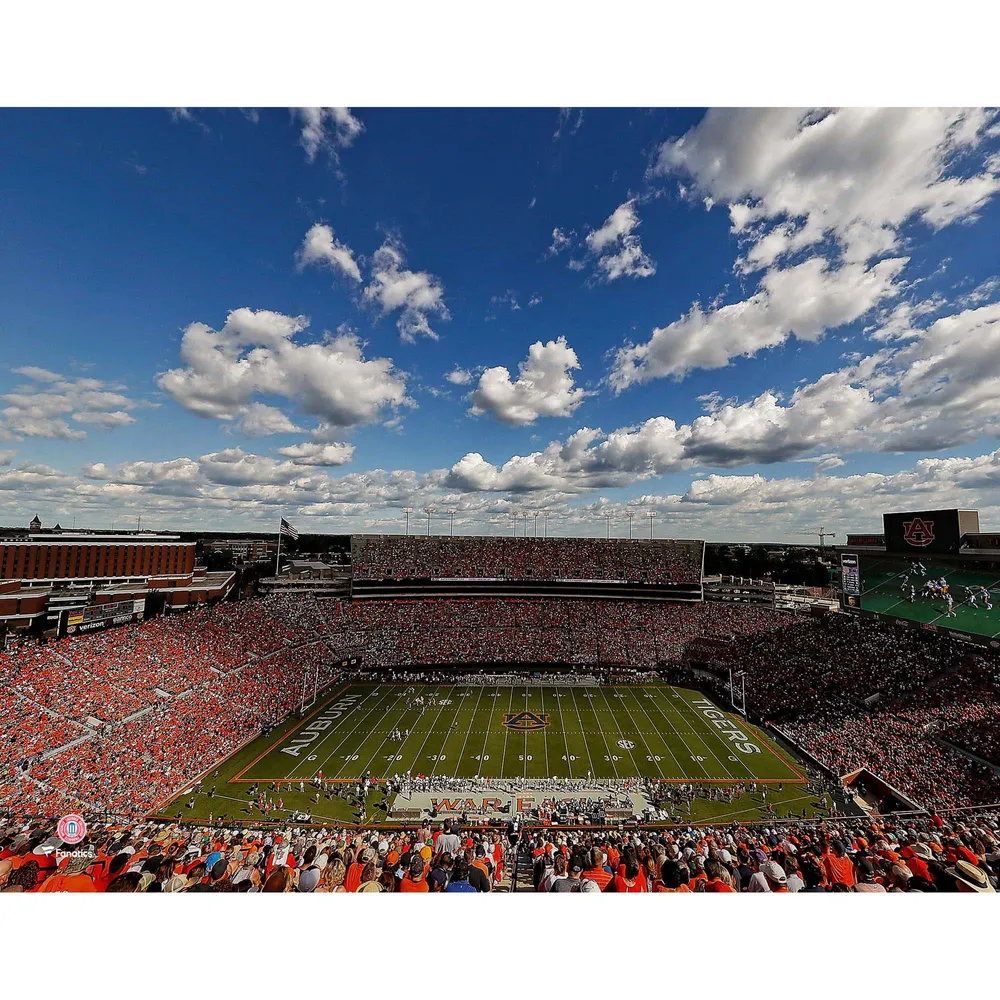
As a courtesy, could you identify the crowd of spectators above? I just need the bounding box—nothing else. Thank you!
[3,587,999,823]
[2,808,996,893]
[327,597,793,667]
[691,615,1000,811]
[351,535,704,584]
[0,596,344,819]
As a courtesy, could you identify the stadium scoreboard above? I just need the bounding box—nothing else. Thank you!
[883,508,979,555]
[840,552,860,602]
[65,598,145,635]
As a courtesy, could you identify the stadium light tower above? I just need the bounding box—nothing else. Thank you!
[446,509,456,536]
[522,511,530,536]
[542,510,550,538]
[603,512,612,539]
[510,512,518,537]
[533,511,539,537]
[424,507,434,535]
[626,511,634,540]
[403,507,413,536]
[646,510,656,539]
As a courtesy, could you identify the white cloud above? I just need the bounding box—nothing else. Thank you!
[295,223,361,283]
[276,441,356,467]
[363,235,449,342]
[553,108,584,139]
[469,337,588,426]
[169,108,209,133]
[445,367,473,386]
[0,368,141,440]
[528,295,542,308]
[653,108,1000,269]
[574,200,656,282]
[293,107,363,164]
[545,227,573,257]
[610,255,906,388]
[237,403,302,438]
[157,307,411,430]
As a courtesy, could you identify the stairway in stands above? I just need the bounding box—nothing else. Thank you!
[509,846,535,892]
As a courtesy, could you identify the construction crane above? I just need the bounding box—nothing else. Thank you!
[796,527,837,548]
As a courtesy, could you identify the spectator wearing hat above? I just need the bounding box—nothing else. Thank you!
[853,857,886,892]
[428,852,452,892]
[947,860,995,893]
[37,853,97,893]
[399,853,429,892]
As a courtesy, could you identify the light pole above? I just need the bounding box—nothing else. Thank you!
[603,513,612,539]
[447,509,456,536]
[511,512,517,537]
[646,511,655,539]
[533,511,539,537]
[403,507,413,535]
[424,507,434,535]
[522,511,529,537]
[542,510,550,538]
[626,511,634,540]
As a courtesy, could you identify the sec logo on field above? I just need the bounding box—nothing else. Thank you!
[617,739,636,750]
[57,813,87,845]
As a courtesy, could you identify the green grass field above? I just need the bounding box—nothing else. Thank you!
[237,682,803,784]
[156,682,824,827]
[858,555,1000,638]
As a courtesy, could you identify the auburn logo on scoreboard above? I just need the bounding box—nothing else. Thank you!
[902,517,935,547]
[503,711,550,731]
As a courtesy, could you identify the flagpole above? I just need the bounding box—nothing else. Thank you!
[275,518,282,577]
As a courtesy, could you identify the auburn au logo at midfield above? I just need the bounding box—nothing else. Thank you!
[504,711,550,731]
[902,517,935,547]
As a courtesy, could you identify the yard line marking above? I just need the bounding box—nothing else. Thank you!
[571,686,616,778]
[474,687,498,776]
[609,686,666,779]
[499,686,517,777]
[346,686,427,779]
[283,685,393,780]
[408,685,456,775]
[539,686,551,777]
[671,690,741,781]
[428,686,465,778]
[594,685,647,776]
[318,685,411,780]
[552,685,575,779]
[642,687,712,779]
[623,687,685,777]
[453,685,484,777]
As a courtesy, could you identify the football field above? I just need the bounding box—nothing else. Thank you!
[857,555,1000,638]
[232,682,805,784]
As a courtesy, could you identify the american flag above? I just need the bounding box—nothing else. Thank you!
[279,517,299,540]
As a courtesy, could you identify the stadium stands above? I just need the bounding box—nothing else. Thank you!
[351,535,704,583]
[2,809,996,892]
[2,583,999,828]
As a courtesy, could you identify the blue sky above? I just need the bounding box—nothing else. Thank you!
[2,107,1000,541]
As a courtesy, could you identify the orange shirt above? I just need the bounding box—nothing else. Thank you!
[38,873,96,893]
[822,853,855,887]
[399,874,429,892]
[582,867,613,890]
[704,878,735,892]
